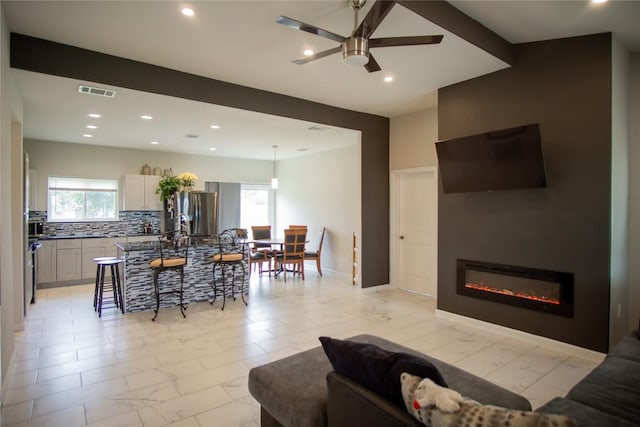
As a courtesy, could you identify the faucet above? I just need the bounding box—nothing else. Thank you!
[179,214,191,235]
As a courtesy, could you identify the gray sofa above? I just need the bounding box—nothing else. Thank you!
[248,331,640,427]
[534,329,640,427]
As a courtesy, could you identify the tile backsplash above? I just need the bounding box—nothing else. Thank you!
[30,210,162,236]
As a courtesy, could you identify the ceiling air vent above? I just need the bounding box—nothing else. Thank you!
[307,126,328,131]
[78,85,116,98]
[185,134,200,139]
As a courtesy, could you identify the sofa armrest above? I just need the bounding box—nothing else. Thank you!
[327,371,420,427]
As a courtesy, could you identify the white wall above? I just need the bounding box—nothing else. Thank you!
[25,139,273,210]
[0,2,25,389]
[390,106,438,170]
[610,38,630,346]
[276,143,360,276]
[628,52,640,331]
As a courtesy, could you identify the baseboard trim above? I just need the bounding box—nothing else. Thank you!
[1,342,18,405]
[435,309,606,363]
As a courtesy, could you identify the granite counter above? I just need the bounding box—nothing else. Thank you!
[115,238,248,314]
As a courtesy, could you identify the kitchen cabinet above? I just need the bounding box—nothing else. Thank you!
[56,239,82,281]
[121,174,162,211]
[37,240,57,284]
[81,238,118,279]
[28,169,37,211]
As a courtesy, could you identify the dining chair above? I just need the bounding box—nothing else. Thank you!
[250,225,273,275]
[211,228,248,310]
[289,225,307,229]
[275,228,307,282]
[304,226,326,276]
[148,230,190,321]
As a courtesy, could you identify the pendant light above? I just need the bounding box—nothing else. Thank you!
[271,145,279,189]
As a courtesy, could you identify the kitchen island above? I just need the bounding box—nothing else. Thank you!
[115,237,248,314]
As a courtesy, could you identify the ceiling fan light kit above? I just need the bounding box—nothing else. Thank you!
[276,0,443,73]
[343,37,370,66]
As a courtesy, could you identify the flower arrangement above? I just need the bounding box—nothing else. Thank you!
[177,172,198,189]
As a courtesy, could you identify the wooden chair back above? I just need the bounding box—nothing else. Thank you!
[251,225,272,250]
[279,228,307,281]
[305,227,326,259]
[283,228,307,258]
[304,227,326,276]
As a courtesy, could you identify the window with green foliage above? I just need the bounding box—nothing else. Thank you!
[48,177,118,221]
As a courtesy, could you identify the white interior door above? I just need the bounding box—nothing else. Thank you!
[394,168,438,297]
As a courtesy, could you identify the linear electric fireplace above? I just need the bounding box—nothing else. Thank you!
[457,260,574,317]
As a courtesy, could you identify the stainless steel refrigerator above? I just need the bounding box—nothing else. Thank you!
[170,191,219,236]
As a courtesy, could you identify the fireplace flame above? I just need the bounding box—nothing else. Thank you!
[465,283,560,305]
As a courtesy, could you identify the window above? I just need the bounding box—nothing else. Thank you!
[241,184,273,232]
[48,177,118,221]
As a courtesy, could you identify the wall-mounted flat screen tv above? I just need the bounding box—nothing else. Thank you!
[435,123,547,194]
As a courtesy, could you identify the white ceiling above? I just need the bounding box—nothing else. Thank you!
[4,0,640,160]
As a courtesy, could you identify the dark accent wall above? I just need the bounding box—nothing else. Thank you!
[11,33,390,288]
[438,33,612,352]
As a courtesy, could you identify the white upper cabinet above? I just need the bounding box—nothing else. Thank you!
[121,175,162,211]
[28,169,38,210]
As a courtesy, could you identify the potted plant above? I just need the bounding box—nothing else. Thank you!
[156,175,181,201]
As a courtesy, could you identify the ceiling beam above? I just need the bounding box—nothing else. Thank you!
[398,0,513,65]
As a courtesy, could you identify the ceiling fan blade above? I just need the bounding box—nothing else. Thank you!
[276,16,345,44]
[369,35,444,48]
[354,1,395,38]
[364,54,382,73]
[292,46,342,65]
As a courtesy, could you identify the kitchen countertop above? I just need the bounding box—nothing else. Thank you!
[35,233,161,241]
[115,236,222,252]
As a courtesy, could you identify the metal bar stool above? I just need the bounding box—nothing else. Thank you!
[211,228,248,310]
[95,258,124,317]
[93,256,117,310]
[149,230,190,321]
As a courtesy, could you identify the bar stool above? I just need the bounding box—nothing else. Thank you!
[149,230,190,321]
[93,256,117,310]
[95,258,124,317]
[211,228,248,310]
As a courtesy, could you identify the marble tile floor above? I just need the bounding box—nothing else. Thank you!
[1,272,604,426]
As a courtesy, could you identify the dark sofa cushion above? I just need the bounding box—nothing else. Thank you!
[537,397,638,427]
[319,336,447,409]
[608,330,640,363]
[566,356,640,425]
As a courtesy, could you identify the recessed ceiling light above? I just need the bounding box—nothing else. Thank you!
[384,76,394,83]
[141,115,153,120]
[181,7,194,16]
[210,124,220,129]
[88,113,101,118]
[83,134,93,138]
[86,125,97,129]
[591,0,607,3]
[151,141,159,145]
[303,49,314,56]
[209,147,216,151]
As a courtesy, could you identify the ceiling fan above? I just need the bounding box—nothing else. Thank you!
[276,0,443,72]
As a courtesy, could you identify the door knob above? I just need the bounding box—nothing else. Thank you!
[399,235,404,240]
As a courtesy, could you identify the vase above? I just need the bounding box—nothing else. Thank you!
[183,185,194,192]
